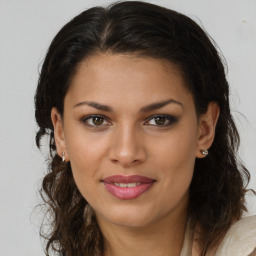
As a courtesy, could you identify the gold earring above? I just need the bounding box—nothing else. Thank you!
[62,152,65,162]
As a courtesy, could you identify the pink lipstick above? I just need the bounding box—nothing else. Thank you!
[103,175,156,200]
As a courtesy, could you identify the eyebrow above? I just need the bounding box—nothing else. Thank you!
[140,99,183,112]
[73,99,183,112]
[74,101,113,112]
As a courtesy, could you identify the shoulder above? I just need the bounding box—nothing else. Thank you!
[216,215,256,256]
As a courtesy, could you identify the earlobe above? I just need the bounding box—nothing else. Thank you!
[51,107,69,161]
[196,102,220,158]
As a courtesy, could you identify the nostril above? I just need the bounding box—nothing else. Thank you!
[108,137,146,167]
[111,158,140,168]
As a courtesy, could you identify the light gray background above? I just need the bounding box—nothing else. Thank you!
[0,0,255,255]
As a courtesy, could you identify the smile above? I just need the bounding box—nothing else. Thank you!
[113,182,141,188]
[102,175,156,200]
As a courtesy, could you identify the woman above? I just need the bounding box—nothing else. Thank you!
[34,1,256,255]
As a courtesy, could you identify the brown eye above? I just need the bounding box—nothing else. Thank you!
[81,115,110,128]
[146,115,178,127]
[92,117,104,125]
[154,116,166,125]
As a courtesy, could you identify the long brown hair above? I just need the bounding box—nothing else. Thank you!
[35,1,251,255]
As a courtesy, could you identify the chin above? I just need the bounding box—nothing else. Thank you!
[108,215,152,228]
[95,205,156,229]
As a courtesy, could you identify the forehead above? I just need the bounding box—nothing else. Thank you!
[66,53,193,110]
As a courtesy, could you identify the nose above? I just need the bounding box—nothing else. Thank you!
[108,124,146,168]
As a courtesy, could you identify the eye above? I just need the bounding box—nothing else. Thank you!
[81,115,111,128]
[145,114,178,127]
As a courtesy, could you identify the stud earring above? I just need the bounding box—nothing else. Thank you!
[201,149,209,156]
[62,152,65,162]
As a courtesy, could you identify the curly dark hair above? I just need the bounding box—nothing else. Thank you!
[34,1,251,255]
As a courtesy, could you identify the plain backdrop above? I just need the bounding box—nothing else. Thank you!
[0,0,255,255]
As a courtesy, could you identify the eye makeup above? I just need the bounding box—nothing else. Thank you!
[80,113,178,130]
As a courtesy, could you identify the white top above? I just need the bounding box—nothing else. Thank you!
[216,215,256,256]
[181,215,256,256]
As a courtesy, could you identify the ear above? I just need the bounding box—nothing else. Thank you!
[196,102,220,158]
[51,107,69,162]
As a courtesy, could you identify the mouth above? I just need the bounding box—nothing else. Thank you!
[102,175,156,200]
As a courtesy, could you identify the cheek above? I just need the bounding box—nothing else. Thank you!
[66,124,109,166]
[152,125,197,196]
[153,128,197,171]
[65,130,109,196]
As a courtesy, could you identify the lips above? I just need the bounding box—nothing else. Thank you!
[103,175,156,200]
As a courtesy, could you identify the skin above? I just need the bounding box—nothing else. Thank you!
[51,53,219,256]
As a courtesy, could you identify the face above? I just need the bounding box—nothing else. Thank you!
[52,53,218,229]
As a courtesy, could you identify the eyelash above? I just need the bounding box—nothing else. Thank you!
[81,115,111,129]
[145,114,178,126]
[80,114,178,129]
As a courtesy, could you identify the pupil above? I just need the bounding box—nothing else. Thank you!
[155,117,165,125]
[93,117,103,125]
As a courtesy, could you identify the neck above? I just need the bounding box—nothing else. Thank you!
[98,208,188,256]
